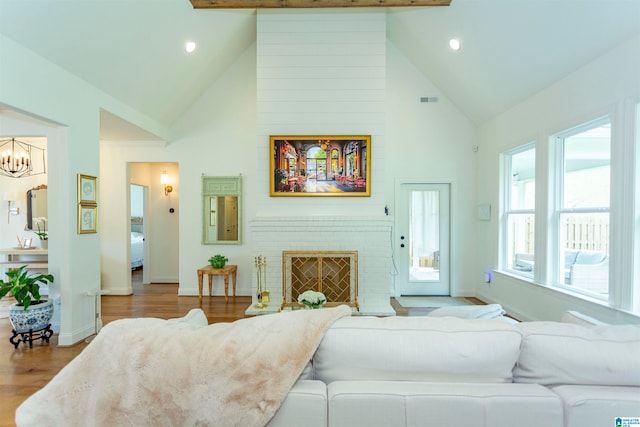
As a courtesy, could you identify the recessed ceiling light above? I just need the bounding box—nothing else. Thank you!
[449,39,461,51]
[185,41,196,53]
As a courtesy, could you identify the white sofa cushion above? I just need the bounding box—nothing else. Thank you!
[314,316,522,384]
[327,381,562,427]
[514,322,640,386]
[267,380,327,427]
[550,385,640,427]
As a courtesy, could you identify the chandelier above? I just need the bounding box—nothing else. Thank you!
[0,138,46,178]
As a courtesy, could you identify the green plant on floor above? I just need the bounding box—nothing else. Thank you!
[209,254,229,269]
[0,265,55,310]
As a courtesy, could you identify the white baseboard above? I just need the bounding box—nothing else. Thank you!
[57,323,95,346]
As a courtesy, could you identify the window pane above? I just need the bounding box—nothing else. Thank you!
[507,213,535,273]
[409,190,440,282]
[563,125,610,209]
[559,212,609,296]
[510,148,536,210]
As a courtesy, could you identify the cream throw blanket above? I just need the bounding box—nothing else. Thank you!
[16,305,352,427]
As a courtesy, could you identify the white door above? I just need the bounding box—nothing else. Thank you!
[397,183,450,295]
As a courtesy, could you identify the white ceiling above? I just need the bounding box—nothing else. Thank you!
[1,0,639,139]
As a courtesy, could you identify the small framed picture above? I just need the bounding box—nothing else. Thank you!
[78,204,98,234]
[22,238,32,249]
[78,174,98,204]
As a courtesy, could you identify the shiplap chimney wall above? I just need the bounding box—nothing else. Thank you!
[252,11,393,315]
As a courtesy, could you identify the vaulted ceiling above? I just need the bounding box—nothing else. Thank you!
[1,0,639,140]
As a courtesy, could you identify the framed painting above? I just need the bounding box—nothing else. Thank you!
[78,174,98,204]
[270,135,371,197]
[78,204,98,234]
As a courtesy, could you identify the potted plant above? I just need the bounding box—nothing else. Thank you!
[33,217,48,249]
[298,290,327,309]
[208,254,228,269]
[0,265,55,335]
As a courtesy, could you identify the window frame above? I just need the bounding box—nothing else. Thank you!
[550,116,611,300]
[501,142,537,279]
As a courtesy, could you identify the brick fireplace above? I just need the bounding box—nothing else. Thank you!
[246,216,394,316]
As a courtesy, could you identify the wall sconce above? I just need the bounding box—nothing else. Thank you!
[3,191,19,223]
[160,172,173,196]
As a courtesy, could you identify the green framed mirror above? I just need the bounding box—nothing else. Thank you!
[202,175,242,245]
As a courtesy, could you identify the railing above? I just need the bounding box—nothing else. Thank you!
[563,215,609,253]
[510,214,609,263]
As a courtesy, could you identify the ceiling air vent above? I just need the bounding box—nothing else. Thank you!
[420,97,439,103]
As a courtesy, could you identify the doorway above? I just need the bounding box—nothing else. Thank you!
[397,182,450,295]
[130,184,148,292]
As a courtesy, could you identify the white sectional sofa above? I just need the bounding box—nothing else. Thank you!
[269,315,640,427]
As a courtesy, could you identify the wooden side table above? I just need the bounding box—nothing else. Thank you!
[197,264,237,302]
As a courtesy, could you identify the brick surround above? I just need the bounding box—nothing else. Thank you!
[246,216,394,315]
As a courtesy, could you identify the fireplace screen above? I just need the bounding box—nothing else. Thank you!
[282,251,358,310]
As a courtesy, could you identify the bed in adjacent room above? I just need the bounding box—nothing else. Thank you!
[131,216,144,269]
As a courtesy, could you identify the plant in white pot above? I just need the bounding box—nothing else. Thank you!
[33,217,48,249]
[0,265,55,347]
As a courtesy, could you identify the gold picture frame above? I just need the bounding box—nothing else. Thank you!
[78,174,98,204]
[270,135,371,197]
[78,204,98,234]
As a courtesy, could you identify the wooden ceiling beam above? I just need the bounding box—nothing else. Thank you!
[190,0,450,9]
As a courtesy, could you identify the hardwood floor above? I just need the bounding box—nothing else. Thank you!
[0,269,486,426]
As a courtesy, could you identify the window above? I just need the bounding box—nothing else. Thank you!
[553,119,610,299]
[502,144,536,276]
[499,104,639,315]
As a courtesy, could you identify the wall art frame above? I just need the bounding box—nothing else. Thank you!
[78,204,98,234]
[270,135,371,197]
[78,174,98,204]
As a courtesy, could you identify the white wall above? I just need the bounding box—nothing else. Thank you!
[475,34,640,324]
[97,12,478,304]
[100,141,180,294]
[130,184,143,217]
[2,11,484,340]
[0,33,168,344]
[252,11,394,312]
[0,35,102,344]
[171,43,257,297]
[255,10,387,215]
[385,40,478,296]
